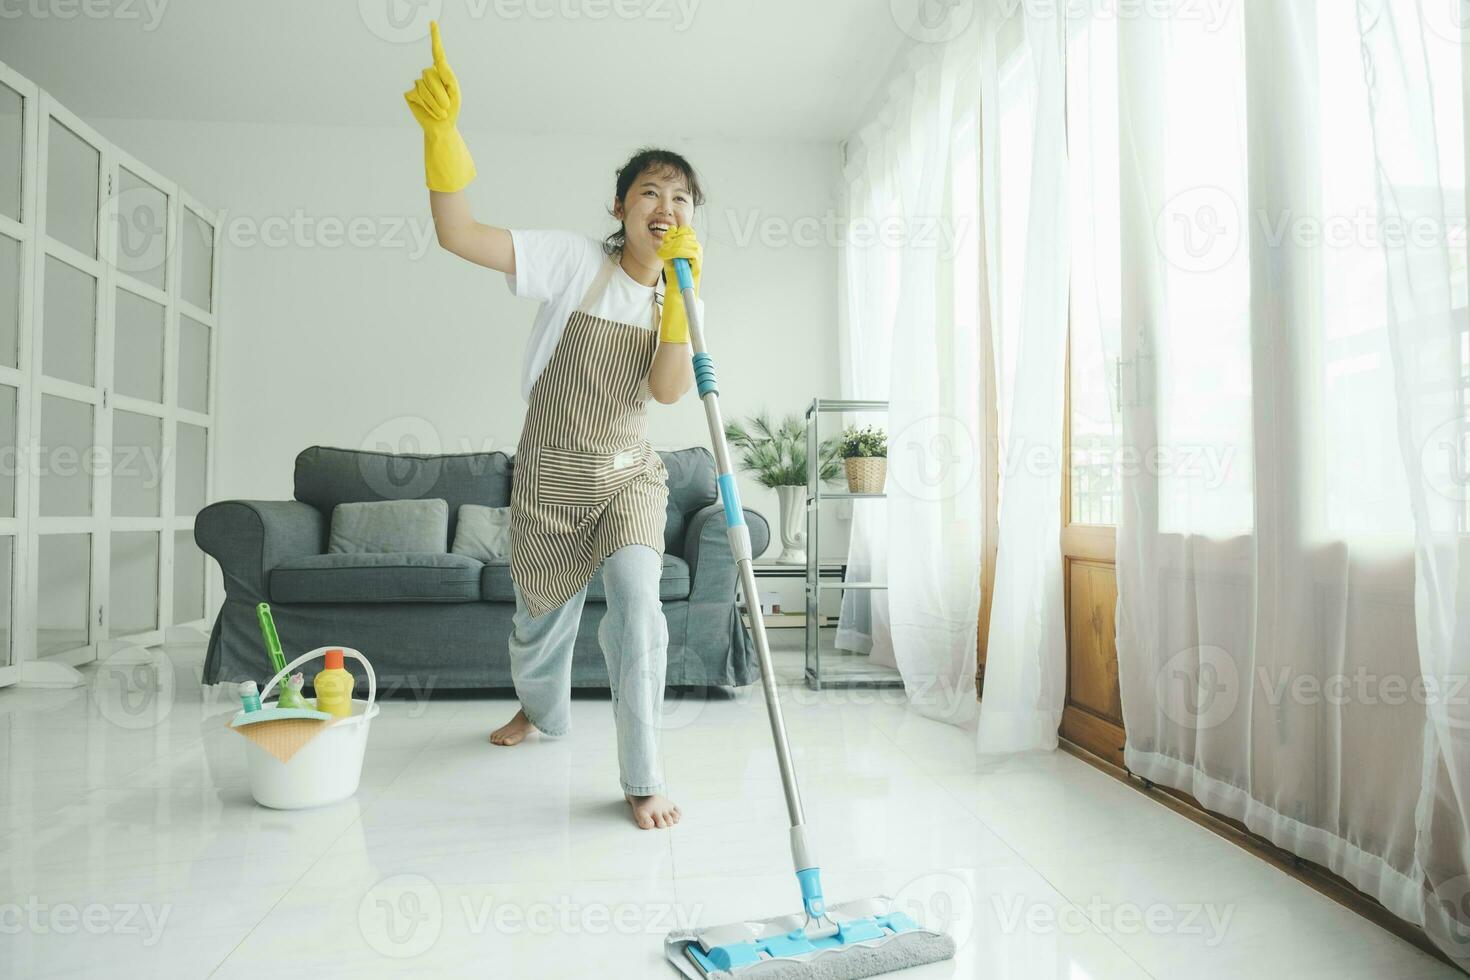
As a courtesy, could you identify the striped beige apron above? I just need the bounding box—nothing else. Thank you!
[509,255,671,618]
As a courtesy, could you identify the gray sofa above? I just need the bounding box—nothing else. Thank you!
[195,445,769,693]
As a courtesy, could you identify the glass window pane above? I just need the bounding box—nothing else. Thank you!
[0,83,20,222]
[0,536,12,668]
[178,315,210,413]
[42,256,96,386]
[175,421,207,517]
[181,208,213,311]
[113,167,167,289]
[46,118,99,258]
[109,530,158,637]
[1153,2,1253,534]
[1067,14,1122,527]
[115,288,164,402]
[173,528,204,624]
[0,385,15,519]
[0,233,18,368]
[1314,1,1452,538]
[112,410,162,517]
[37,533,90,657]
[39,394,93,517]
[1317,13,1403,535]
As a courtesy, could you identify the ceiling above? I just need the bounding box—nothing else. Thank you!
[0,0,914,142]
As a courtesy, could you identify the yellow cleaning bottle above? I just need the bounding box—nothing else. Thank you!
[312,649,356,719]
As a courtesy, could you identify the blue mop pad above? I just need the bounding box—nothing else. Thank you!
[665,895,955,979]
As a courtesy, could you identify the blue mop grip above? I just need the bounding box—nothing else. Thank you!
[718,474,746,529]
[673,256,719,397]
[692,352,718,397]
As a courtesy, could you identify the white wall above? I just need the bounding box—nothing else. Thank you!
[91,116,852,567]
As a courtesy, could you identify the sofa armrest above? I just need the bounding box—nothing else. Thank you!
[683,503,771,601]
[194,500,327,601]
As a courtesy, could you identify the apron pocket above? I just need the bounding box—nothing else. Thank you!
[535,445,641,509]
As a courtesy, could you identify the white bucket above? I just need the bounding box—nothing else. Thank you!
[240,645,379,810]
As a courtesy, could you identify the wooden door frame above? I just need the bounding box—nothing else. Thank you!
[975,94,999,695]
[1059,287,1126,763]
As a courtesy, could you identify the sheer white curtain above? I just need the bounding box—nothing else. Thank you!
[973,3,1072,754]
[1357,0,1470,963]
[838,2,1072,737]
[1099,0,1470,962]
[834,130,897,668]
[837,15,990,725]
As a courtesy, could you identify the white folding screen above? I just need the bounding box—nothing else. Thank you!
[0,61,35,688]
[0,59,219,688]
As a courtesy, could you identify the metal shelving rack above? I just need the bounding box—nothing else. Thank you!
[804,398,902,690]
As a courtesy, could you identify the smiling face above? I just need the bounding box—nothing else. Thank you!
[613,165,695,268]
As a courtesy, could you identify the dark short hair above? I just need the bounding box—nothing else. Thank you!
[604,147,705,256]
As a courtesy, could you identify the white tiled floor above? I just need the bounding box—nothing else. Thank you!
[0,637,1457,979]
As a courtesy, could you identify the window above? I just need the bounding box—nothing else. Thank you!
[1066,12,1121,526]
[1065,3,1252,534]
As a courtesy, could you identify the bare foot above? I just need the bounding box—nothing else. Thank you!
[489,708,537,746]
[625,793,681,830]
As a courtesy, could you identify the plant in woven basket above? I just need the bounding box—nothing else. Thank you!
[837,424,887,494]
[724,411,843,488]
[837,425,887,458]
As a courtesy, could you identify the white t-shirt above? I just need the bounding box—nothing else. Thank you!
[504,229,704,402]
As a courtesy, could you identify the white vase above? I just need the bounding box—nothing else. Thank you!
[774,484,807,565]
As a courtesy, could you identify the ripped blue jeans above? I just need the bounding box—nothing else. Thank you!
[508,543,668,796]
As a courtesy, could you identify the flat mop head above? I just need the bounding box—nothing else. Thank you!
[664,894,956,980]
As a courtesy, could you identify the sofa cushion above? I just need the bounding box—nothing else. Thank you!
[479,554,691,603]
[329,498,449,554]
[272,552,483,604]
[295,446,512,546]
[450,504,512,562]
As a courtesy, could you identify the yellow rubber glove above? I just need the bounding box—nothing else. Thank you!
[657,225,702,344]
[403,21,477,193]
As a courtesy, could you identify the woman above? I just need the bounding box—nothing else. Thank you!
[404,22,702,830]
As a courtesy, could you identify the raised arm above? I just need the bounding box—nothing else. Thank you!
[404,21,515,274]
[429,190,515,272]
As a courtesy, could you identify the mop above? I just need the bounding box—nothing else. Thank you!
[662,257,957,980]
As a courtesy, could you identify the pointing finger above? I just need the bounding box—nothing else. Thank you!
[430,20,446,67]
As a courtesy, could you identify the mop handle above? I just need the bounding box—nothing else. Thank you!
[673,258,823,889]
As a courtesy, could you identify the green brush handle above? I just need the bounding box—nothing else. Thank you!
[256,602,287,676]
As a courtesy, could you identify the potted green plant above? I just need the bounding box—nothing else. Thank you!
[724,411,843,565]
[838,424,887,493]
